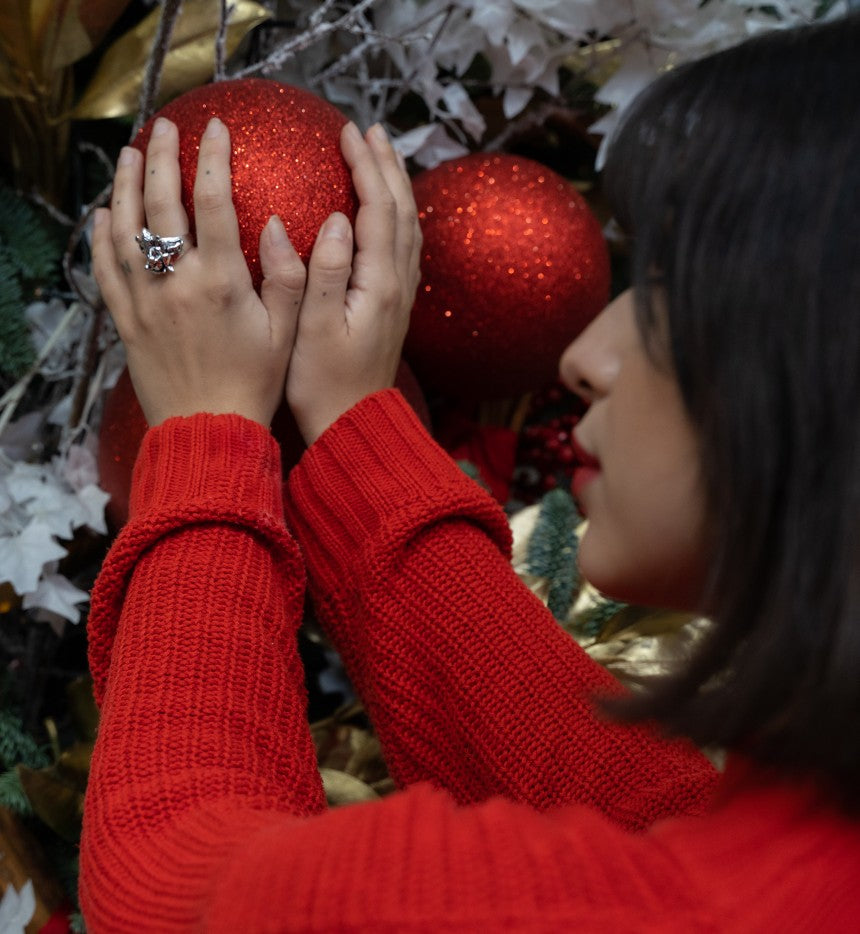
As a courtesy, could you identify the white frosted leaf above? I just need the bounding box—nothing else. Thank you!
[0,521,68,596]
[0,880,36,934]
[440,82,486,139]
[23,572,89,623]
[77,483,111,536]
[503,85,533,118]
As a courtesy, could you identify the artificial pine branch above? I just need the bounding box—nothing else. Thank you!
[576,596,627,639]
[0,767,33,815]
[0,187,61,283]
[0,183,63,380]
[0,253,34,379]
[527,488,580,621]
[0,709,50,772]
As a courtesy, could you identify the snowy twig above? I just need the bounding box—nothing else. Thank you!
[27,192,75,228]
[231,0,379,77]
[65,301,106,441]
[0,303,82,438]
[382,4,456,120]
[78,141,116,181]
[215,0,235,81]
[132,0,185,137]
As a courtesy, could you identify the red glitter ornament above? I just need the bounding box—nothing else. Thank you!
[405,153,610,398]
[133,79,357,289]
[98,364,431,529]
[97,368,148,530]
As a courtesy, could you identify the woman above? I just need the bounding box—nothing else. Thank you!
[81,14,860,931]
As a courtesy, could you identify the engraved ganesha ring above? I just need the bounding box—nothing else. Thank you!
[135,227,187,275]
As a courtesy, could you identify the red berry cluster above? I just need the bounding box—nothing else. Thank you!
[514,382,588,500]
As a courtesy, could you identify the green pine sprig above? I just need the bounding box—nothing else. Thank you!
[0,183,64,380]
[576,596,627,639]
[0,708,51,771]
[526,487,581,621]
[0,766,33,815]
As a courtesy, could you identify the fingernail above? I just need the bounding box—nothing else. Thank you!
[395,149,407,170]
[152,117,171,137]
[322,212,350,240]
[266,215,288,246]
[204,117,224,139]
[343,121,362,143]
[93,207,107,227]
[118,147,136,167]
[369,123,388,143]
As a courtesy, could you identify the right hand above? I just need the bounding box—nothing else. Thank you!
[285,121,422,445]
[92,116,306,429]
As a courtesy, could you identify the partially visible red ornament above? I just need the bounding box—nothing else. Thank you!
[133,79,357,289]
[98,368,147,529]
[405,153,610,399]
[98,365,431,529]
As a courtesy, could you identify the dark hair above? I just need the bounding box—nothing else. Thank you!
[601,13,860,807]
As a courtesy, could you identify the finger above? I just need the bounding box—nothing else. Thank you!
[142,118,189,244]
[365,123,420,285]
[300,212,353,335]
[193,117,245,267]
[339,122,397,264]
[259,215,307,345]
[92,207,134,336]
[109,146,145,274]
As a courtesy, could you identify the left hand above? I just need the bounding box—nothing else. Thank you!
[285,121,422,445]
[92,116,306,428]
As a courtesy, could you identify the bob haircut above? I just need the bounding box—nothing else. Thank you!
[601,13,860,807]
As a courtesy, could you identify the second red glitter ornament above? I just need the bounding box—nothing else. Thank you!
[405,153,610,399]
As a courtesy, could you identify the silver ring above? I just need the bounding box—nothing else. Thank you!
[135,227,187,275]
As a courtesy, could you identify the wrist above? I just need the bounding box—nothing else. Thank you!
[130,412,284,522]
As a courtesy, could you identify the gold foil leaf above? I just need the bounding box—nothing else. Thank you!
[0,4,36,99]
[320,768,380,808]
[66,675,100,742]
[71,0,270,120]
[586,616,712,693]
[17,763,85,842]
[33,0,133,71]
[0,0,130,100]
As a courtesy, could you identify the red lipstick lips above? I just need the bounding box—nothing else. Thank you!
[570,433,600,505]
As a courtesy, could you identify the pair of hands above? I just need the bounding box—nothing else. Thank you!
[92,115,421,444]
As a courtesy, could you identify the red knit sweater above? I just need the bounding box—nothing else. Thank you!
[81,390,860,931]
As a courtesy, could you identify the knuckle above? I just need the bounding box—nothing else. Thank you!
[203,274,235,307]
[311,241,351,279]
[274,262,307,293]
[379,280,400,308]
[143,190,172,217]
[111,224,133,251]
[398,200,418,225]
[194,181,226,216]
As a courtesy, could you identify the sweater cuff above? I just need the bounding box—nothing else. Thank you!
[284,390,511,596]
[129,413,284,523]
[90,414,295,708]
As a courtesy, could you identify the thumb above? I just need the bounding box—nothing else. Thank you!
[299,212,354,337]
[259,215,307,345]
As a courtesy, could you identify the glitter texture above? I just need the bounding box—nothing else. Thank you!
[404,153,610,398]
[134,79,357,289]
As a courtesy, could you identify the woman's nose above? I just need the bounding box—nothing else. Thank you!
[558,289,630,403]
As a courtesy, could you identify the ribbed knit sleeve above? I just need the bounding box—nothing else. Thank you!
[79,403,857,932]
[285,390,718,829]
[81,414,325,931]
